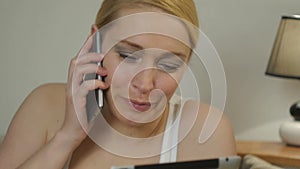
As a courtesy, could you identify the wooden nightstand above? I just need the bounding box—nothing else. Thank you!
[237,141,300,168]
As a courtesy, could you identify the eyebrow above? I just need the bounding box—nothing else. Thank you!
[119,40,143,50]
[119,40,189,61]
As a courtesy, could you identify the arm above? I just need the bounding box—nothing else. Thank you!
[206,112,237,156]
[0,34,109,169]
[178,100,236,160]
[0,84,81,169]
[17,129,82,169]
[197,102,237,156]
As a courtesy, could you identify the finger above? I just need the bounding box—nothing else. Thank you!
[67,57,78,88]
[72,80,106,116]
[73,80,107,130]
[77,80,109,98]
[97,66,108,77]
[78,65,107,81]
[76,53,105,65]
[72,64,102,90]
[72,65,108,93]
[67,35,93,86]
[67,52,103,87]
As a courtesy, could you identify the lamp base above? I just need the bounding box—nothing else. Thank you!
[279,121,300,146]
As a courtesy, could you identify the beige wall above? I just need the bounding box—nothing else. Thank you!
[196,0,300,141]
[0,0,102,136]
[0,0,299,141]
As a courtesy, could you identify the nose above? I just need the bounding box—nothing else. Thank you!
[131,69,156,94]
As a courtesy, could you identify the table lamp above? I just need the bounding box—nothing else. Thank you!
[266,15,300,146]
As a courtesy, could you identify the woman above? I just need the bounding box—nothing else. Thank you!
[0,0,236,168]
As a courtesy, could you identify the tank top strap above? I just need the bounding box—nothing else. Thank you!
[159,94,182,163]
[63,155,72,169]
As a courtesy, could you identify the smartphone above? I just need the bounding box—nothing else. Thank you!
[93,31,104,108]
[86,31,103,122]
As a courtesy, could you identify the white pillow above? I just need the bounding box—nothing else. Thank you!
[241,154,283,169]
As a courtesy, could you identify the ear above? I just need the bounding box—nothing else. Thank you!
[90,24,99,36]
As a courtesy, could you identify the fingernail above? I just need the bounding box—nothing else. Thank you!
[98,67,107,75]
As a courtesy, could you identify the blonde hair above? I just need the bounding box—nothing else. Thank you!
[95,0,199,48]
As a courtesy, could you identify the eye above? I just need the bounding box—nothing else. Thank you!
[157,62,182,73]
[157,55,184,73]
[118,52,141,63]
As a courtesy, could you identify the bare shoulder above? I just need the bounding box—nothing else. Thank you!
[177,100,236,161]
[4,82,67,141]
[0,83,66,168]
[26,83,67,138]
[31,83,66,100]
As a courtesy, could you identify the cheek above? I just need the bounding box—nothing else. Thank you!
[104,60,136,97]
[156,75,179,98]
[159,67,185,98]
[103,53,131,86]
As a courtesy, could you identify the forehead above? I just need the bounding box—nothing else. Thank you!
[101,8,192,53]
[120,34,190,58]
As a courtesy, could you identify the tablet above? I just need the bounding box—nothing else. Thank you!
[111,156,241,169]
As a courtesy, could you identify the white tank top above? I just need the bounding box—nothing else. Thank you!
[64,95,182,168]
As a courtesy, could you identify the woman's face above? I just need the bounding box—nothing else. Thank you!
[101,7,191,126]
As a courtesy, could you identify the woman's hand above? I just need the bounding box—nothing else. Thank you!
[60,35,109,144]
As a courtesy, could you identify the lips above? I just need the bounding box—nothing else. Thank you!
[129,99,152,112]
